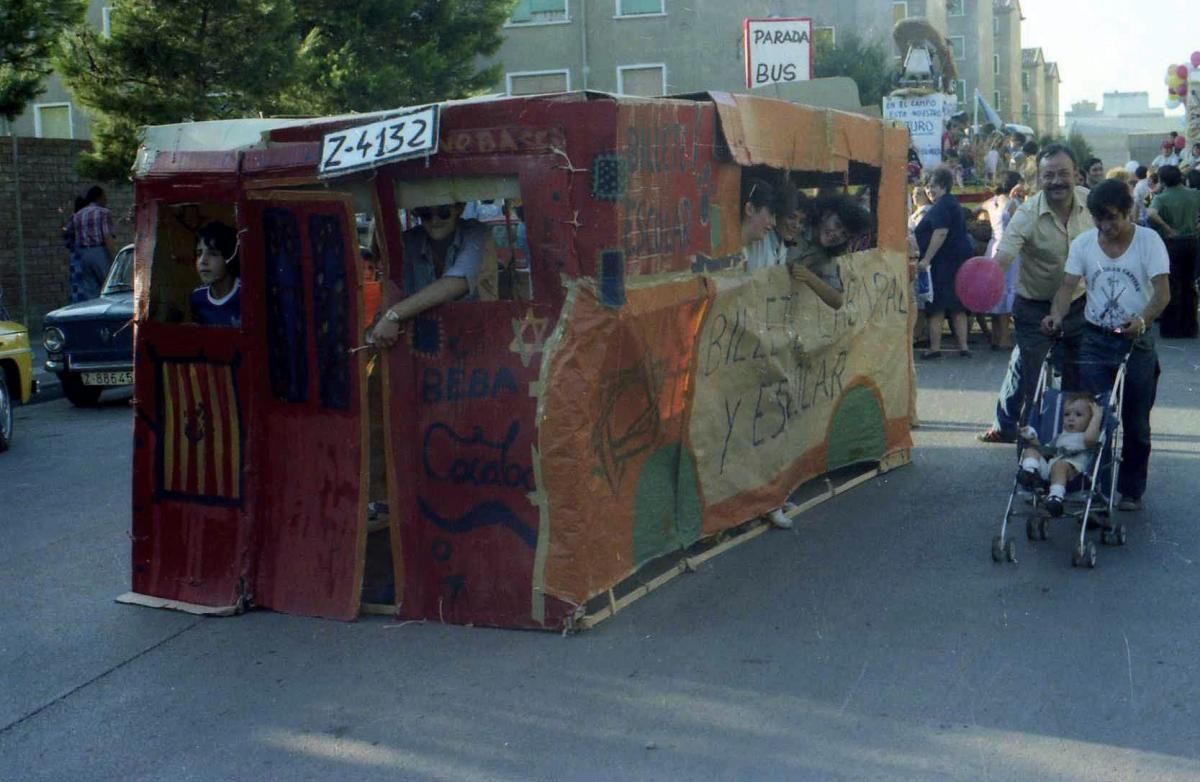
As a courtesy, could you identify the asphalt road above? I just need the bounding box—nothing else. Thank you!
[2,336,1198,781]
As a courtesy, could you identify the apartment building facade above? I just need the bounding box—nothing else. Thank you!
[945,0,994,116]
[1019,47,1061,135]
[991,0,1022,123]
[492,0,949,101]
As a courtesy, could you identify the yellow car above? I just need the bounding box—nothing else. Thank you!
[0,319,36,452]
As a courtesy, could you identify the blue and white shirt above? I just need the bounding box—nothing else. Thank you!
[190,278,242,327]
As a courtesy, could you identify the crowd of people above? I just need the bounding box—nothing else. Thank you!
[909,132,1200,513]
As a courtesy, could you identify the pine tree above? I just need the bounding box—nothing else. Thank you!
[813,32,897,109]
[0,0,87,122]
[283,0,515,115]
[56,0,298,180]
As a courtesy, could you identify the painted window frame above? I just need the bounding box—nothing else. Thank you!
[994,91,1002,111]
[947,0,965,16]
[616,63,667,96]
[814,25,836,47]
[993,54,1000,75]
[892,1,908,24]
[947,35,965,61]
[505,69,572,96]
[33,102,74,139]
[615,0,666,18]
[505,0,571,27]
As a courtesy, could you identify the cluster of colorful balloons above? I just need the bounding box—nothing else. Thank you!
[1164,52,1200,110]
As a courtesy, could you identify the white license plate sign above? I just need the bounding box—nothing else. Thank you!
[83,371,133,386]
[319,104,439,176]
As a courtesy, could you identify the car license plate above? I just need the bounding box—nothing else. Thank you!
[82,371,133,386]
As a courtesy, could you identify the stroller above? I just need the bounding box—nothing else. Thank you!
[991,346,1131,568]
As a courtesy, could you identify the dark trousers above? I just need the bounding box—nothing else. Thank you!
[1159,236,1198,338]
[1012,294,1086,424]
[1079,327,1160,501]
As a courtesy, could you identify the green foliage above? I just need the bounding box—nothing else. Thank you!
[0,0,87,120]
[813,32,897,108]
[56,0,298,180]
[55,0,518,179]
[283,0,516,115]
[1037,129,1095,168]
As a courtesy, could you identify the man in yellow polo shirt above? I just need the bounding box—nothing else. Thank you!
[991,144,1094,420]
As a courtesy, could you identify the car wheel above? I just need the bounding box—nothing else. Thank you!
[61,373,103,407]
[0,376,12,452]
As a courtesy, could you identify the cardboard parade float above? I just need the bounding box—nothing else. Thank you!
[120,91,915,630]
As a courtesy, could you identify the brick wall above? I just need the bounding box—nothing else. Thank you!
[0,137,134,334]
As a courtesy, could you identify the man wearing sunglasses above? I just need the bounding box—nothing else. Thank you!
[371,201,491,348]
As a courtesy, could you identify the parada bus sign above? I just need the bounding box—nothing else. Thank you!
[743,17,813,89]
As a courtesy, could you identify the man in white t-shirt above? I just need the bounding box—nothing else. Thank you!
[1043,179,1171,511]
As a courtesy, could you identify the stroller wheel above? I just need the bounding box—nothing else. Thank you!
[1115,523,1128,546]
[1038,518,1050,540]
[1085,541,1098,568]
[1072,543,1084,568]
[1101,529,1113,546]
[1005,539,1018,564]
[1025,518,1038,541]
[991,536,1004,563]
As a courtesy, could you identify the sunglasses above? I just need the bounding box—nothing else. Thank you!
[415,205,455,221]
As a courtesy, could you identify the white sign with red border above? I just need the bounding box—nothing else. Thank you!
[743,17,813,89]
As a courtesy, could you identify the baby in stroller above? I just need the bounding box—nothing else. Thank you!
[1017,392,1102,517]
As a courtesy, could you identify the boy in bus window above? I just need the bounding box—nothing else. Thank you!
[191,221,242,327]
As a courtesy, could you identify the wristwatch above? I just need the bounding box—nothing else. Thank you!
[384,308,402,323]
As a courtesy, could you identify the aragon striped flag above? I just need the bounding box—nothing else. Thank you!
[159,359,242,503]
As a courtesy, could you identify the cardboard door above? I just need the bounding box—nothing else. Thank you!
[131,199,253,612]
[242,192,367,620]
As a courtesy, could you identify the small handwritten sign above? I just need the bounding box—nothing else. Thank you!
[882,94,954,171]
[743,17,813,89]
[319,104,439,176]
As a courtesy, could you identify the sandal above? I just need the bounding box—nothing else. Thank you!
[977,428,1016,444]
[920,350,943,360]
[958,349,971,357]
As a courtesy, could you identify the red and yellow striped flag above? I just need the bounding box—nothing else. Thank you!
[160,361,241,501]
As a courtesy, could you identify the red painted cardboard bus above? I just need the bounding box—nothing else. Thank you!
[123,91,914,629]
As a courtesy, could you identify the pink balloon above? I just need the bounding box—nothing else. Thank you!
[955,257,1006,313]
[1176,136,1187,150]
[1178,64,1190,79]
[1192,51,1200,68]
[1175,84,1188,96]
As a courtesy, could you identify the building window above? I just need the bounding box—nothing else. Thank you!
[947,0,964,15]
[993,54,1000,76]
[992,16,1000,36]
[102,5,113,37]
[34,103,72,139]
[954,80,965,107]
[1022,103,1030,121]
[616,0,664,16]
[617,64,666,97]
[994,91,1001,111]
[508,0,568,25]
[1021,72,1030,89]
[814,26,835,48]
[506,69,571,96]
[892,1,907,24]
[948,36,965,60]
